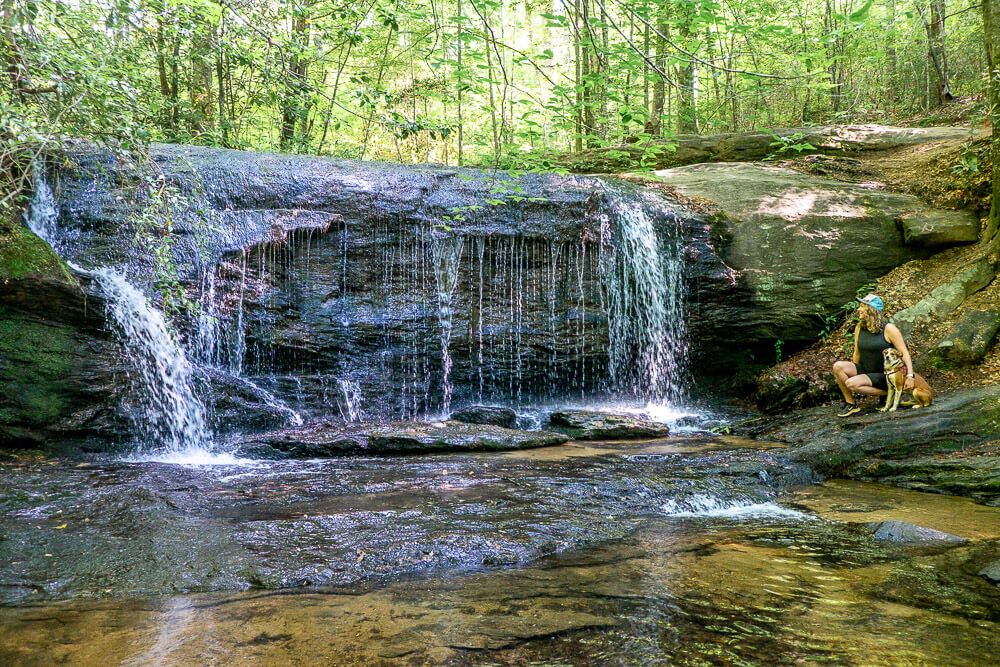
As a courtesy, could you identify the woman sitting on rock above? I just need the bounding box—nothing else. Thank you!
[832,294,916,417]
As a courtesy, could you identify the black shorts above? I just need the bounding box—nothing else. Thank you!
[856,364,888,391]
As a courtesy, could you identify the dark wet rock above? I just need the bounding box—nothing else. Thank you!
[0,224,128,447]
[979,560,1000,585]
[753,370,837,415]
[449,405,518,429]
[760,384,1000,504]
[892,257,995,336]
[246,419,568,457]
[868,520,967,546]
[52,143,694,420]
[899,209,980,246]
[652,162,933,368]
[926,310,1000,369]
[548,410,669,440]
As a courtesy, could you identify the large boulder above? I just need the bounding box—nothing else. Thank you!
[926,310,1000,368]
[548,410,670,440]
[654,162,935,365]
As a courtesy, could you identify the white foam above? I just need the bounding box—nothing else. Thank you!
[122,447,251,466]
[662,494,813,520]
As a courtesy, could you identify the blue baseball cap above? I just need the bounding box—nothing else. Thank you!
[856,293,884,312]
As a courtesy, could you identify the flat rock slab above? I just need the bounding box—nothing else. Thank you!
[899,209,980,246]
[449,405,518,429]
[758,384,1000,505]
[246,420,568,457]
[548,410,670,440]
[868,520,968,546]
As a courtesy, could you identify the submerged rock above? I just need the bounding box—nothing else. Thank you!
[979,560,1000,585]
[449,405,518,429]
[247,420,568,457]
[868,520,967,546]
[548,410,669,440]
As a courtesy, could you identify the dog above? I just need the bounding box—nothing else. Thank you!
[880,348,934,412]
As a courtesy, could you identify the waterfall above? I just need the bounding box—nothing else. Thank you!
[430,233,465,414]
[92,268,212,454]
[601,189,687,404]
[24,163,231,462]
[23,160,60,252]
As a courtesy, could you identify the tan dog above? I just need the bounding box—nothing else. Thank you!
[880,348,934,412]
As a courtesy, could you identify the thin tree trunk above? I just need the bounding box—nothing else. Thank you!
[983,0,1000,245]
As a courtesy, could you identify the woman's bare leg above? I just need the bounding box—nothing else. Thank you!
[833,361,858,403]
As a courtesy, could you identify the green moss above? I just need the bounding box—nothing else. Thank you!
[0,222,75,284]
[0,305,75,424]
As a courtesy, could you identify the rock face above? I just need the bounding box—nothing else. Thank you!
[52,143,696,424]
[758,384,1000,505]
[899,209,980,246]
[868,520,967,546]
[245,420,569,457]
[548,410,670,440]
[450,405,518,429]
[653,162,935,365]
[7,136,975,446]
[0,224,128,446]
[926,310,1000,368]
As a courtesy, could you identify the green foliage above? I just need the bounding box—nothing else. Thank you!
[0,0,988,171]
[952,142,981,176]
[766,132,817,161]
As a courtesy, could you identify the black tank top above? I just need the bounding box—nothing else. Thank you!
[858,327,892,372]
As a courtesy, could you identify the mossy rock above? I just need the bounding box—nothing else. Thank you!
[0,222,75,284]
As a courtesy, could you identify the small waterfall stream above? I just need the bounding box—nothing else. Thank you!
[25,164,230,463]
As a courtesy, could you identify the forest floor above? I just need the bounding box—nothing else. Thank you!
[764,118,1000,398]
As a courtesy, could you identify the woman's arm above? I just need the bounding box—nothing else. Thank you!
[852,323,861,364]
[885,324,915,390]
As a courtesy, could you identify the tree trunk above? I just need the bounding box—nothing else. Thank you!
[926,0,952,104]
[983,0,1000,249]
[281,5,311,152]
[649,16,667,136]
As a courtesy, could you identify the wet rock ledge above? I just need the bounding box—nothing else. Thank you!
[748,384,1000,506]
[243,420,569,458]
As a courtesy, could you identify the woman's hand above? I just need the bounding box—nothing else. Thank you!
[905,376,915,391]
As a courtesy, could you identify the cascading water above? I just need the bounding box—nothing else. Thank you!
[430,233,465,414]
[600,189,688,405]
[92,268,212,456]
[25,164,231,463]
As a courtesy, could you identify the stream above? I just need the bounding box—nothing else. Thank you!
[3,437,999,665]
